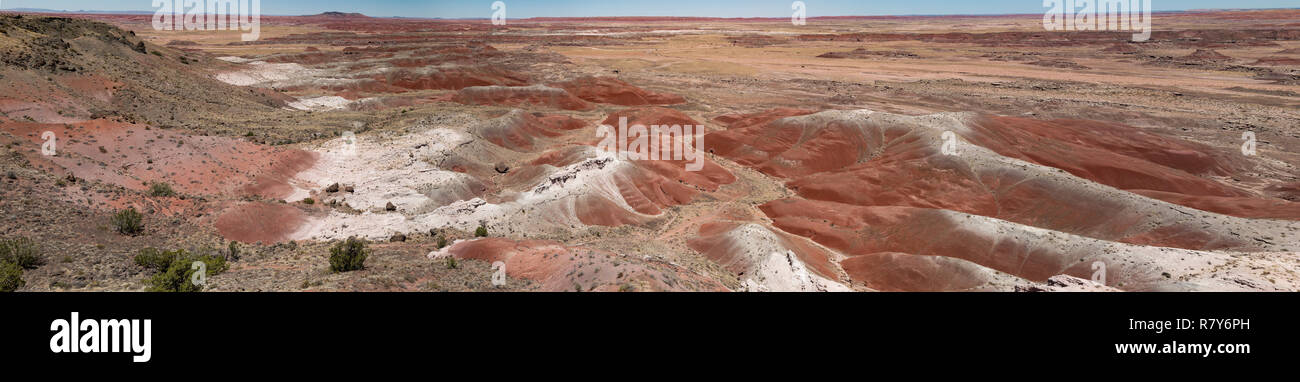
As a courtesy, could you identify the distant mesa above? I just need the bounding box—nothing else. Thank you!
[1182,49,1232,61]
[312,12,369,18]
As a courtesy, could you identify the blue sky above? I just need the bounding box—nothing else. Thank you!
[2,0,1297,18]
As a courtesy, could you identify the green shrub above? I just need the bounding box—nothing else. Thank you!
[196,254,229,274]
[474,225,488,237]
[148,182,176,197]
[0,261,24,292]
[137,248,228,292]
[134,247,178,272]
[302,197,315,205]
[436,236,448,249]
[111,207,144,235]
[445,257,458,269]
[0,237,43,270]
[329,237,368,273]
[148,259,202,292]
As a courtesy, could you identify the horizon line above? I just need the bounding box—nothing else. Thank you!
[3,7,1298,20]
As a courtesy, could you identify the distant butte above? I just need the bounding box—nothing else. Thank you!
[313,11,368,18]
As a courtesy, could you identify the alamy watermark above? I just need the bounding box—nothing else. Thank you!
[1043,0,1152,42]
[792,1,807,25]
[50,312,152,363]
[1091,261,1107,286]
[940,131,959,156]
[491,261,507,287]
[1241,131,1257,157]
[191,261,208,287]
[340,130,358,158]
[492,1,507,26]
[152,0,262,41]
[41,131,57,156]
[595,117,705,172]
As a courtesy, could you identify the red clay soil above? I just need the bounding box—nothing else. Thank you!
[1128,190,1300,220]
[1253,57,1300,66]
[594,107,737,193]
[553,76,685,106]
[214,202,308,244]
[1,119,318,198]
[529,145,595,167]
[757,199,1228,288]
[706,109,885,178]
[964,116,1300,220]
[465,107,730,225]
[792,28,1300,48]
[786,143,1001,216]
[265,50,394,65]
[1267,182,1300,201]
[599,106,701,128]
[451,86,592,111]
[477,109,735,226]
[705,109,1286,263]
[377,66,530,91]
[609,163,700,215]
[779,145,1260,250]
[712,108,818,129]
[476,110,587,152]
[1116,224,1247,250]
[575,193,652,226]
[0,73,121,124]
[633,155,734,192]
[239,150,319,199]
[969,116,1247,184]
[759,201,1080,276]
[527,149,717,225]
[446,238,728,291]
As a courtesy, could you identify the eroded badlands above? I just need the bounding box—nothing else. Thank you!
[2,10,1299,291]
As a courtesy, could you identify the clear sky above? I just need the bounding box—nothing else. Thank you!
[2,0,1297,18]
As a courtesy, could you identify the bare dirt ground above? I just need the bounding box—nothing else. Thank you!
[1,10,1297,292]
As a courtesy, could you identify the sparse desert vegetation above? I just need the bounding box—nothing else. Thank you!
[148,182,176,197]
[111,208,144,236]
[0,237,43,270]
[329,237,368,273]
[0,261,24,292]
[134,248,229,292]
